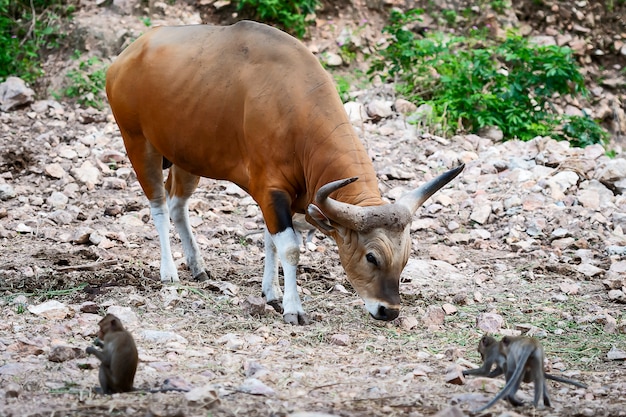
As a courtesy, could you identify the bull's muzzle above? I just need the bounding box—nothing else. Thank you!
[371,304,400,321]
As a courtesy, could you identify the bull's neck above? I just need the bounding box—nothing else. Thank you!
[302,121,383,208]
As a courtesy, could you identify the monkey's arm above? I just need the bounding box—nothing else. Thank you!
[86,346,111,366]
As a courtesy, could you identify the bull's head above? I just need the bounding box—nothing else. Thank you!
[306,164,464,321]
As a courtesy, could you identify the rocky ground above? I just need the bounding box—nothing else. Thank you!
[0,1,625,416]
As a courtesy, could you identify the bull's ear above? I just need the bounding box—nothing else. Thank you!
[307,204,334,234]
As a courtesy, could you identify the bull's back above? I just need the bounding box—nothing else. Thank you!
[107,21,337,184]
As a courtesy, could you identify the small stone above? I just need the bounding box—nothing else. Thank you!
[80,302,99,313]
[442,303,458,315]
[48,344,82,362]
[3,382,21,398]
[185,384,220,406]
[140,330,188,344]
[394,98,417,115]
[476,312,504,333]
[28,300,71,320]
[45,163,66,179]
[399,315,419,330]
[366,99,393,119]
[105,306,139,326]
[559,282,580,295]
[422,305,445,326]
[46,191,69,209]
[242,295,266,317]
[608,289,625,303]
[238,377,275,396]
[329,334,350,346]
[0,77,35,111]
[431,406,466,417]
[607,346,626,361]
[344,101,368,123]
[0,183,16,201]
[428,244,460,264]
[470,204,491,224]
[444,365,465,385]
[576,263,604,277]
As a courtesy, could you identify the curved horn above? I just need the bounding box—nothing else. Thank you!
[313,177,411,232]
[397,164,465,214]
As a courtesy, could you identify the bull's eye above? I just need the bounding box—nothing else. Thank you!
[366,252,378,266]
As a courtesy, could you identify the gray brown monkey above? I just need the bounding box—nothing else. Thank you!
[464,335,587,388]
[470,336,584,413]
[86,314,138,394]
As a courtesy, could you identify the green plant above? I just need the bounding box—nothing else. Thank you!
[337,44,356,65]
[370,9,608,147]
[441,9,457,25]
[236,0,319,38]
[0,0,72,83]
[490,0,508,13]
[334,75,351,103]
[140,16,151,27]
[64,55,107,109]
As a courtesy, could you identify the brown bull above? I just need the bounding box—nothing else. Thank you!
[106,21,463,325]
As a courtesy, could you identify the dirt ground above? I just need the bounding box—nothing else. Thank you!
[1,1,626,417]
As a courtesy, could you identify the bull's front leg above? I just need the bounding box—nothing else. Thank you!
[260,191,309,325]
[262,227,283,313]
[272,228,309,325]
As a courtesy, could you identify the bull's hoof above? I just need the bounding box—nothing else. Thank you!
[266,299,283,314]
[284,313,310,325]
[193,270,211,282]
[161,276,180,284]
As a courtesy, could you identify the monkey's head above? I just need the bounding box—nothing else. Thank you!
[478,335,497,358]
[97,313,125,339]
[499,335,513,355]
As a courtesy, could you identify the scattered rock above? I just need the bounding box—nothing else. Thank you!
[0,77,34,111]
[185,384,220,406]
[28,300,71,320]
[607,346,626,361]
[476,313,504,333]
[444,365,465,385]
[238,378,275,396]
[422,305,445,327]
[242,295,267,317]
[48,344,83,362]
[329,334,350,346]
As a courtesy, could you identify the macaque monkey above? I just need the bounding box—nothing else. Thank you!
[86,314,138,394]
[470,336,586,413]
[464,335,587,388]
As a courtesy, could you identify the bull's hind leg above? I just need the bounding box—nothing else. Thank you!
[120,131,178,283]
[165,166,209,281]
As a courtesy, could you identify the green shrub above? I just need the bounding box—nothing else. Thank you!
[64,55,107,109]
[0,0,72,83]
[236,0,318,38]
[370,9,609,147]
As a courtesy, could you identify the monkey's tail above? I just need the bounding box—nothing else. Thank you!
[546,374,587,389]
[471,349,532,414]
